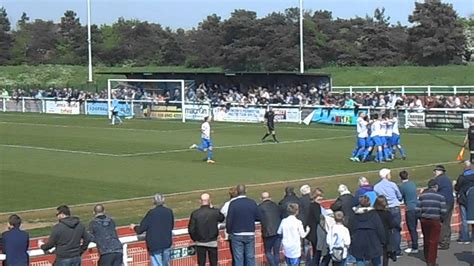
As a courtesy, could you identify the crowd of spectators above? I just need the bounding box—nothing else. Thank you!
[1,83,473,109]
[1,164,473,266]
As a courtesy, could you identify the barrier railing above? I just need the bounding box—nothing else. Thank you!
[332,85,474,96]
[0,200,462,266]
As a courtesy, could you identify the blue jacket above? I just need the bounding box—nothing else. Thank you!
[226,196,259,235]
[435,174,454,206]
[1,227,29,266]
[134,205,174,252]
[354,185,376,206]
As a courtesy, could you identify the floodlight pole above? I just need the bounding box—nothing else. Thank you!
[299,0,304,73]
[87,0,93,82]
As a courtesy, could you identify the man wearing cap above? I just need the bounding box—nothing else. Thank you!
[433,165,454,249]
[374,168,403,257]
[131,194,174,266]
[416,179,447,266]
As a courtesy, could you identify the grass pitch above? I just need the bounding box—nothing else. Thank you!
[0,113,467,234]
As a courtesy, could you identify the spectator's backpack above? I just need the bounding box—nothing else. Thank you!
[331,246,344,262]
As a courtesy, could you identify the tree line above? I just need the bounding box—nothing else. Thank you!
[0,0,472,71]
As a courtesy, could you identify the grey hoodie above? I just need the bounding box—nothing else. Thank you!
[41,216,91,259]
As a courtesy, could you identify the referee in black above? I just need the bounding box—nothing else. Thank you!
[463,118,474,162]
[261,106,279,143]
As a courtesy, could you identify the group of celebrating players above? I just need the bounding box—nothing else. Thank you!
[350,111,407,163]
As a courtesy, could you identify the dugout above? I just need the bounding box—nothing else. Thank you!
[96,71,332,92]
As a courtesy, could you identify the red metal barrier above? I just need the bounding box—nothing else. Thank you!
[28,200,461,266]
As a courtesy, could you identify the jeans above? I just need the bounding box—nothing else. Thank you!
[263,235,282,266]
[230,234,256,266]
[53,257,81,266]
[99,253,123,266]
[196,246,218,266]
[459,205,473,242]
[421,218,441,264]
[355,257,381,266]
[405,209,419,249]
[388,207,401,255]
[150,248,171,266]
[439,203,454,248]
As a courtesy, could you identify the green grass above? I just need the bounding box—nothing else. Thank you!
[0,113,469,236]
[0,64,473,90]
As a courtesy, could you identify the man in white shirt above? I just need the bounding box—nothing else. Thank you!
[190,116,215,164]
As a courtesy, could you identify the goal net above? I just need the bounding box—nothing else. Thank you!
[107,79,186,122]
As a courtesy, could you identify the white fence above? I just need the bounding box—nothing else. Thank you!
[332,85,474,96]
[1,96,474,130]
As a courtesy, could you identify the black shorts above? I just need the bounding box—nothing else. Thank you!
[112,111,118,116]
[267,123,275,131]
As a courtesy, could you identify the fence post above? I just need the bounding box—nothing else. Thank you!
[122,243,128,266]
[404,109,409,129]
[376,86,379,93]
[401,86,405,96]
[131,100,135,117]
[84,100,88,115]
[453,86,457,95]
[349,86,353,96]
[22,97,25,113]
[427,85,431,96]
[42,99,46,113]
[2,97,5,112]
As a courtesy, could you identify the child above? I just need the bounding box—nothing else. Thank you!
[277,203,310,266]
[327,211,351,266]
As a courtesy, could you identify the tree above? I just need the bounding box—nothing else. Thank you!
[27,19,59,64]
[0,7,13,64]
[186,14,224,68]
[56,10,86,64]
[11,12,31,64]
[408,0,466,65]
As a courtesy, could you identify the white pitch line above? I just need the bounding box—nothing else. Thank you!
[118,135,353,157]
[0,135,353,158]
[1,160,459,215]
[0,144,119,157]
[0,121,244,133]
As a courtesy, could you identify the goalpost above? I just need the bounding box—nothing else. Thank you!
[107,79,186,122]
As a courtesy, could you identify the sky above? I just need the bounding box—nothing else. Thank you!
[1,0,473,29]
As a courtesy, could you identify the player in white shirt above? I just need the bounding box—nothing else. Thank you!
[189,116,215,164]
[380,114,393,161]
[368,114,384,163]
[350,112,368,162]
[390,113,406,159]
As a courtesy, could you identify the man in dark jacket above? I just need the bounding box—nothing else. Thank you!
[88,204,123,266]
[433,165,454,249]
[279,186,302,219]
[226,184,259,266]
[131,193,174,266]
[188,193,225,266]
[1,214,29,266]
[299,184,312,264]
[349,196,386,266]
[257,192,282,266]
[40,205,91,265]
[331,184,355,226]
[455,160,474,244]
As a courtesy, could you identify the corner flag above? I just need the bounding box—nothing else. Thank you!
[457,147,465,161]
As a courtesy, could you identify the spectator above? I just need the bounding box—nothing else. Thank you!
[277,203,310,266]
[299,184,312,263]
[349,195,386,266]
[417,179,447,266]
[306,189,322,266]
[353,177,377,206]
[398,170,419,254]
[374,196,398,266]
[257,192,282,266]
[226,184,259,266]
[326,211,351,266]
[188,193,225,266]
[433,165,454,249]
[454,160,474,244]
[330,184,355,226]
[220,186,238,266]
[0,214,29,266]
[374,168,403,257]
[314,214,332,266]
[279,186,302,219]
[88,204,123,266]
[131,194,174,266]
[40,205,91,265]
